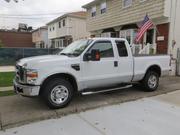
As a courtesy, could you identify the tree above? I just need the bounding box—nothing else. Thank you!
[0,40,3,48]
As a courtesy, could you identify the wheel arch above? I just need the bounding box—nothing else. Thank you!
[39,73,78,96]
[145,65,161,77]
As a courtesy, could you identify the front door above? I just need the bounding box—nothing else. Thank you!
[81,40,118,89]
[156,23,169,54]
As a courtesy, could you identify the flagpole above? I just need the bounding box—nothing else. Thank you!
[154,24,160,36]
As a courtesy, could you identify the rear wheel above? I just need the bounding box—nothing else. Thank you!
[142,71,159,92]
[42,78,74,109]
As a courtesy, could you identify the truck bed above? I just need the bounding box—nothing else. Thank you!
[132,55,170,82]
[133,54,169,57]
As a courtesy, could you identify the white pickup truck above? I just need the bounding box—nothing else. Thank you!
[14,38,170,109]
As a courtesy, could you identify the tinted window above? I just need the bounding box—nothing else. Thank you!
[89,41,114,58]
[116,41,128,57]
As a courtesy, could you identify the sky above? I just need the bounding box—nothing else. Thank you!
[0,0,92,29]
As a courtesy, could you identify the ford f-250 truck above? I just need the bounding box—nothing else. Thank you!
[14,38,170,109]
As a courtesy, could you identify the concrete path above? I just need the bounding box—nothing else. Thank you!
[0,66,15,72]
[0,76,180,131]
[0,87,13,92]
[1,90,180,135]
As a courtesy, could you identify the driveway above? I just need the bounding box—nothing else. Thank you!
[0,76,180,130]
[1,90,180,135]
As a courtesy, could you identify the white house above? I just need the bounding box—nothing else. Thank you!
[47,11,90,48]
[83,0,180,75]
[32,26,48,48]
[168,0,180,59]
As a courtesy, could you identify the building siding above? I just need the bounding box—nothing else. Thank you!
[86,0,165,32]
[32,28,48,48]
[0,31,33,48]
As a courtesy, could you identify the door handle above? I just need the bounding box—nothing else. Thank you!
[114,61,118,67]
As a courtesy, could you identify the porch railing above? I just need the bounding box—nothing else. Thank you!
[131,43,157,55]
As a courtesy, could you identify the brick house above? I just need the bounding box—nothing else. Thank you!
[0,30,33,48]
[83,0,180,56]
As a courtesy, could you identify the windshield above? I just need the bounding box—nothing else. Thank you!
[59,39,93,57]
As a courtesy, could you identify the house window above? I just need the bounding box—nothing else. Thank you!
[146,29,154,44]
[91,6,96,17]
[123,0,132,8]
[63,19,66,27]
[53,27,55,31]
[100,2,107,14]
[59,22,61,28]
[49,28,51,31]
[120,29,137,44]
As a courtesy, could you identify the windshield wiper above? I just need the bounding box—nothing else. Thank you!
[60,53,69,56]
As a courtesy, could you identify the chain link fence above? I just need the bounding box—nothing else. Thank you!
[0,48,62,66]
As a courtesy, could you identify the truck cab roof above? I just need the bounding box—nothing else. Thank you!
[90,37,127,41]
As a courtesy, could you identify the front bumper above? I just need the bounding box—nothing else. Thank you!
[13,79,40,97]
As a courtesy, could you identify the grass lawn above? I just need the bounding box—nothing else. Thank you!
[0,72,15,87]
[0,91,15,97]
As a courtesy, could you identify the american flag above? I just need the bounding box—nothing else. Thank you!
[136,15,153,42]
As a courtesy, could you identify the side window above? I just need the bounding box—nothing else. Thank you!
[91,6,96,17]
[89,41,114,58]
[116,40,128,57]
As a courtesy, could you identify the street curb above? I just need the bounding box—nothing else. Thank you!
[1,84,180,130]
[0,87,13,92]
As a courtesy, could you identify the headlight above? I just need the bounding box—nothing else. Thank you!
[26,69,38,84]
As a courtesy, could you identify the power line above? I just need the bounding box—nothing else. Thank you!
[0,16,57,19]
[4,0,24,3]
[0,12,67,16]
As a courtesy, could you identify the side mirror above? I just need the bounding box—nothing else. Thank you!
[83,49,101,61]
[91,49,100,61]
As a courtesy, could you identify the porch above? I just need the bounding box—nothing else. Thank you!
[91,22,169,55]
[50,36,73,49]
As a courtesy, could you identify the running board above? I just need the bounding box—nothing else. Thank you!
[82,85,132,95]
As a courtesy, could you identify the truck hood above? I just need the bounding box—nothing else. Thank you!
[17,55,69,67]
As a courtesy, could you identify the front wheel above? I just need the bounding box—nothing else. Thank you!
[142,71,159,92]
[42,78,74,109]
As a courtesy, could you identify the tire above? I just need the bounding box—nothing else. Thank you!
[42,78,74,109]
[142,71,159,92]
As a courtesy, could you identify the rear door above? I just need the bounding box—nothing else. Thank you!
[114,40,133,82]
[81,40,119,89]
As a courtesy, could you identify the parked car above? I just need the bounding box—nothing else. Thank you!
[14,38,171,109]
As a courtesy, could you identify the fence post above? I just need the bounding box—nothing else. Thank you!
[48,48,49,54]
[23,48,24,58]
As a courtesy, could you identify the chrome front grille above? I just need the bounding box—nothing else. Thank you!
[16,65,25,83]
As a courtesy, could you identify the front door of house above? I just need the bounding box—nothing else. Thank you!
[156,23,169,54]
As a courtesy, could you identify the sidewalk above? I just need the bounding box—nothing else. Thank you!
[0,87,13,92]
[0,76,180,130]
[0,66,15,72]
[1,90,180,135]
